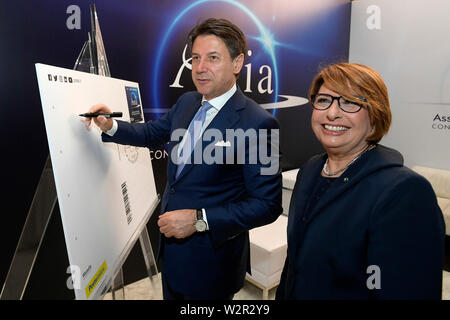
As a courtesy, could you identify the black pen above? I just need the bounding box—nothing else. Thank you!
[79,112,123,118]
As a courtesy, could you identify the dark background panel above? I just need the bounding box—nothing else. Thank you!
[0,0,351,298]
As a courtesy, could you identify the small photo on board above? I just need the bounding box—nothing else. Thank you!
[125,86,143,123]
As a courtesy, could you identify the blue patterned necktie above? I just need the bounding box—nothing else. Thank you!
[176,101,214,178]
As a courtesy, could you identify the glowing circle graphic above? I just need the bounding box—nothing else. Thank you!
[151,0,281,115]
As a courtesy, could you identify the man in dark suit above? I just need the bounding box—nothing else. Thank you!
[85,18,282,300]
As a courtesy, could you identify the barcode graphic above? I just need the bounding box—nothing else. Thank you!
[121,182,132,225]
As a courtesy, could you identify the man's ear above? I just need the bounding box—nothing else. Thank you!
[233,53,245,75]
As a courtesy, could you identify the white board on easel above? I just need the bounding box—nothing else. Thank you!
[35,63,158,300]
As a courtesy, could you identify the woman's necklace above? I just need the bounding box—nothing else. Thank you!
[322,144,376,177]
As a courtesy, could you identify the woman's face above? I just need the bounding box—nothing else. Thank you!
[311,84,372,157]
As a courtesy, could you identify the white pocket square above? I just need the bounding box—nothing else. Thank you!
[214,140,231,147]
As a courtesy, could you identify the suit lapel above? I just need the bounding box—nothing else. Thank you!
[288,146,402,264]
[289,155,359,243]
[204,89,243,133]
[289,158,322,243]
[168,96,202,185]
[306,175,352,223]
[294,152,376,229]
[172,89,245,184]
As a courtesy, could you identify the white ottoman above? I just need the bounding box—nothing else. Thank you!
[246,215,288,299]
[282,169,299,215]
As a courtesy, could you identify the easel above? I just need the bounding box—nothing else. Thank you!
[0,4,160,300]
[108,196,160,300]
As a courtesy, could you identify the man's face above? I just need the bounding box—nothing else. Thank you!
[191,34,243,100]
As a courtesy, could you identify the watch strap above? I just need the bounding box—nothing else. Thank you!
[196,208,203,221]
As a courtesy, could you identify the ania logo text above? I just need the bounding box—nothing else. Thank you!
[170,45,274,95]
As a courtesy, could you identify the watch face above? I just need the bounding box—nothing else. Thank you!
[195,220,207,232]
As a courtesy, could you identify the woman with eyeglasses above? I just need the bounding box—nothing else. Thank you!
[276,63,445,300]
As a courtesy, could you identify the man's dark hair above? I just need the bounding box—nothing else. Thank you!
[188,18,247,60]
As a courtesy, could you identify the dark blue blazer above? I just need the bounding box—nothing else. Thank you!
[276,145,445,300]
[103,88,282,297]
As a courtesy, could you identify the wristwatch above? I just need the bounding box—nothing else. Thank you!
[194,209,207,232]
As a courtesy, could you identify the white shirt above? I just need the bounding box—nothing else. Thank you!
[105,84,237,231]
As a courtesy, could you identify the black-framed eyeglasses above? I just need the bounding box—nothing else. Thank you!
[311,93,367,113]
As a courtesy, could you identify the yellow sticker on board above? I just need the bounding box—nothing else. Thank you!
[85,260,107,299]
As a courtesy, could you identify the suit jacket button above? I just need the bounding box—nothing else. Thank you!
[302,216,307,222]
[170,188,175,194]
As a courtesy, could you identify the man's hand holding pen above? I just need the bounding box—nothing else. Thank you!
[84,104,114,132]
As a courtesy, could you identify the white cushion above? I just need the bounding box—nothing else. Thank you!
[247,268,283,288]
[282,188,292,216]
[412,166,450,199]
[412,166,450,235]
[281,169,300,216]
[437,197,450,235]
[282,169,300,190]
[248,215,288,287]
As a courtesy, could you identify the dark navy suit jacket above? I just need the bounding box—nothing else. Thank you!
[276,145,445,300]
[102,88,282,297]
